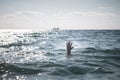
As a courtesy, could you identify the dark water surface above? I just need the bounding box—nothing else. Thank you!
[0,30,120,80]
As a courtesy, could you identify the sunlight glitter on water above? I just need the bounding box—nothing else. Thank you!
[0,30,120,80]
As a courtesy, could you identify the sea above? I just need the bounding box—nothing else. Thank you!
[0,29,120,80]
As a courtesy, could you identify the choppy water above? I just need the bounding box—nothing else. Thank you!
[0,30,120,80]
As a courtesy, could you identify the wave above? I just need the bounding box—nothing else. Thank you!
[82,47,120,54]
[101,60,120,68]
[49,66,91,75]
[49,65,113,76]
[0,61,66,75]
[89,67,113,73]
[0,63,43,74]
[0,42,34,48]
[26,32,46,38]
[0,62,114,76]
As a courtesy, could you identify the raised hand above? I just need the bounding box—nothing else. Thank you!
[66,42,74,56]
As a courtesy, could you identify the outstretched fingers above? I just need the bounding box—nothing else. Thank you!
[70,42,73,46]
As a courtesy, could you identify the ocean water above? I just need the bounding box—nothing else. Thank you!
[0,30,120,80]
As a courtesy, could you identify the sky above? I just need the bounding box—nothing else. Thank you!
[0,0,120,30]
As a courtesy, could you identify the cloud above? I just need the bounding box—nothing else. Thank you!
[0,11,55,29]
[68,11,118,17]
[85,12,117,17]
[16,11,45,16]
[98,6,113,10]
[0,11,120,29]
